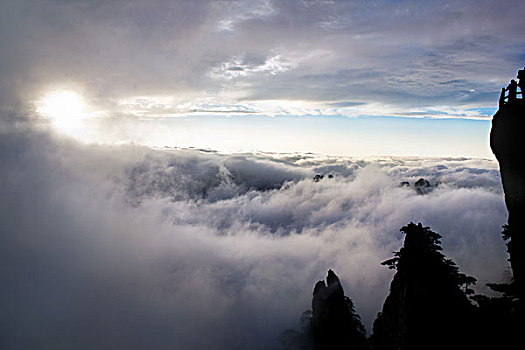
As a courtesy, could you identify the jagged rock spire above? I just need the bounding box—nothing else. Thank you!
[311,270,367,350]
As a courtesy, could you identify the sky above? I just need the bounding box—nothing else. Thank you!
[0,1,522,349]
[1,0,524,156]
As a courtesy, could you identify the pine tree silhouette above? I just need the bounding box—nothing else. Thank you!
[372,222,475,350]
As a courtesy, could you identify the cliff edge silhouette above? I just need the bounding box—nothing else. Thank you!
[490,68,525,298]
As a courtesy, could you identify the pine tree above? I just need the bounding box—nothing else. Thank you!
[372,222,475,350]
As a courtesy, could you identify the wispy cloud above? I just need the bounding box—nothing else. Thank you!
[1,0,523,119]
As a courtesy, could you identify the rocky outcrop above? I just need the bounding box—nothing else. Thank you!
[313,174,333,182]
[399,178,434,195]
[372,223,475,350]
[490,68,525,297]
[414,178,431,195]
[414,178,430,188]
[279,270,368,350]
[311,270,368,350]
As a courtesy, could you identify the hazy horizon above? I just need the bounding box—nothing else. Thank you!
[2,0,524,158]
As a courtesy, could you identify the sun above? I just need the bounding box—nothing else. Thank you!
[38,91,88,132]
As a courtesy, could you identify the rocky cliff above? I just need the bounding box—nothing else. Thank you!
[311,270,368,350]
[490,69,525,297]
[372,223,475,350]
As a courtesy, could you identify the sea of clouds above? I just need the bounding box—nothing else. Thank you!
[0,125,510,349]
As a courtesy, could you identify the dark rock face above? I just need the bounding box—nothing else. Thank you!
[279,270,367,350]
[490,71,525,297]
[313,174,333,182]
[414,178,430,188]
[372,223,475,350]
[311,270,368,350]
[413,178,431,195]
[399,178,434,194]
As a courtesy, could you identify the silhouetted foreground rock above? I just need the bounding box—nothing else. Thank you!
[281,220,521,349]
[491,67,525,297]
[372,223,476,350]
[311,270,368,350]
[470,283,521,349]
[280,270,368,350]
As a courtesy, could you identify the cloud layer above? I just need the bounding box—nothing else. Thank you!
[1,124,510,349]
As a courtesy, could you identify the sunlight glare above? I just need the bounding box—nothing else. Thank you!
[38,91,88,132]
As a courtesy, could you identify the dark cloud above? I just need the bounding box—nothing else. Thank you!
[1,0,524,117]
